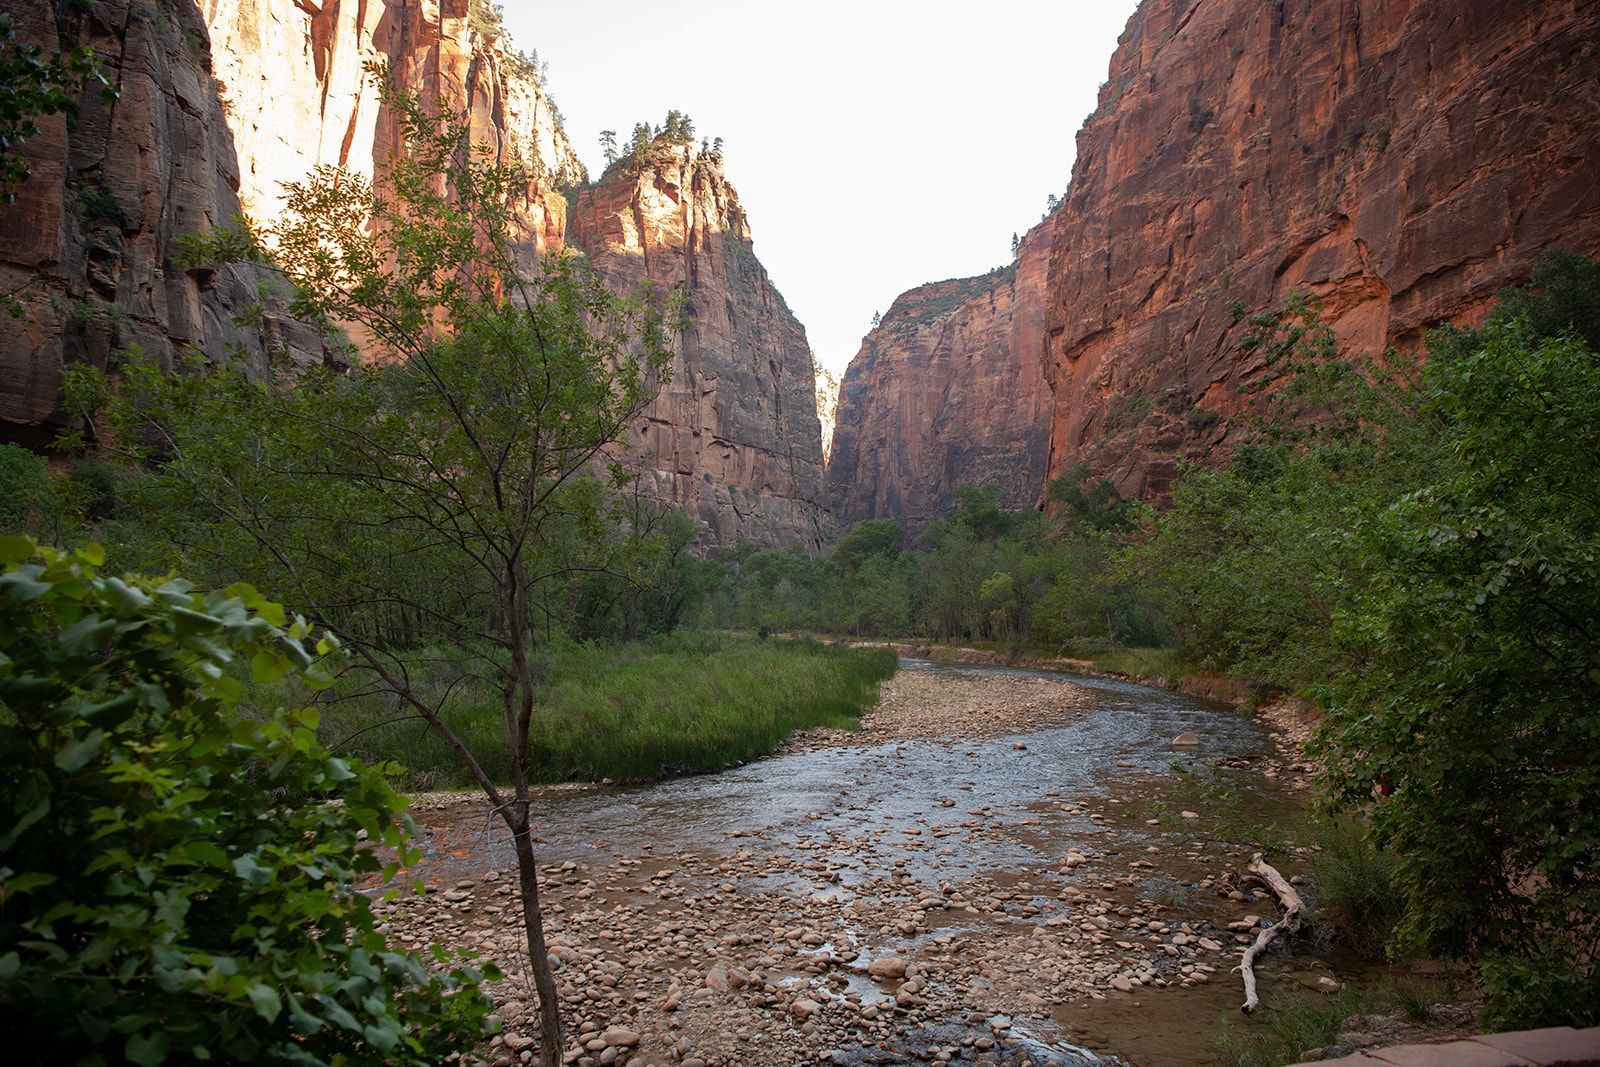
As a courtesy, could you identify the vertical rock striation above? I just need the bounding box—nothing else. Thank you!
[202,0,580,264]
[569,145,829,551]
[0,0,306,444]
[0,0,578,445]
[1042,0,1600,497]
[828,218,1056,533]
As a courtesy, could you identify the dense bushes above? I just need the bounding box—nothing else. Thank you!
[0,539,494,1063]
[700,482,1153,652]
[1314,315,1600,1027]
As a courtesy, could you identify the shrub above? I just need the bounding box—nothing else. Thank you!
[0,443,54,532]
[0,539,496,1064]
[1307,818,1407,960]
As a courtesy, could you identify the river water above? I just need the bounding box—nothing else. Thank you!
[405,659,1331,1066]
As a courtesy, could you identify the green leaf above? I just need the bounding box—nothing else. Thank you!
[231,853,273,888]
[250,651,291,683]
[58,615,116,655]
[0,535,34,564]
[245,982,282,1022]
[125,1030,169,1066]
[54,729,106,772]
[0,569,51,602]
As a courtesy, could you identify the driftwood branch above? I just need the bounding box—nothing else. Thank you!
[1237,852,1304,1014]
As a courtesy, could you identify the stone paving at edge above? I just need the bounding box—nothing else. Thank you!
[1290,1026,1600,1066]
[370,665,1346,1066]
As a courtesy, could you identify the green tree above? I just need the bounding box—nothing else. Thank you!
[598,128,617,165]
[122,71,678,1066]
[834,518,902,574]
[1317,315,1600,1027]
[0,539,494,1063]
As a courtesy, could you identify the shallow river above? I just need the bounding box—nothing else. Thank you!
[405,659,1333,1066]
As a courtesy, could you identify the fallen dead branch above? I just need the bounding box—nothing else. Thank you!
[1237,851,1304,1014]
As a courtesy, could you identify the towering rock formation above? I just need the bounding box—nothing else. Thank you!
[831,0,1600,516]
[1,0,826,549]
[828,218,1056,533]
[1046,0,1600,497]
[568,145,829,551]
[202,0,580,261]
[0,0,293,444]
[0,0,576,445]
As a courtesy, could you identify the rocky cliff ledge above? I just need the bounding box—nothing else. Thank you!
[0,0,576,446]
[569,146,829,552]
[828,218,1056,533]
[1043,0,1600,497]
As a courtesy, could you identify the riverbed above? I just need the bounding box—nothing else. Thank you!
[376,658,1346,1066]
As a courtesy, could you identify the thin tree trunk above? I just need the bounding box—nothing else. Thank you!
[509,810,563,1067]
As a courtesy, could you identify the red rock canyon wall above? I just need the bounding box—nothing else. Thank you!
[570,147,829,551]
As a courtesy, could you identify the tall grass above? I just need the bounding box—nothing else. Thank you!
[1213,981,1443,1067]
[1306,816,1409,960]
[306,632,896,789]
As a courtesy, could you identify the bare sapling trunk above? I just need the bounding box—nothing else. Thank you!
[1237,852,1305,1014]
[502,570,565,1067]
[508,805,563,1067]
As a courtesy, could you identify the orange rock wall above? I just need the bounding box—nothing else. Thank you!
[828,218,1056,533]
[830,0,1600,520]
[0,0,576,444]
[570,148,829,551]
[1043,0,1600,496]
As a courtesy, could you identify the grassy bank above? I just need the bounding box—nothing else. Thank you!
[1213,980,1447,1067]
[308,632,896,789]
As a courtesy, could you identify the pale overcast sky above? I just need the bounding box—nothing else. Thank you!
[505,1,1143,377]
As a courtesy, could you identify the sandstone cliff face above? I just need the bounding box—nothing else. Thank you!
[0,0,294,444]
[202,0,580,263]
[829,218,1056,533]
[569,146,829,551]
[0,0,578,445]
[1043,0,1600,497]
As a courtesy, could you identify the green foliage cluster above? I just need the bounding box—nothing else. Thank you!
[1140,253,1600,1026]
[0,539,494,1063]
[701,480,1152,655]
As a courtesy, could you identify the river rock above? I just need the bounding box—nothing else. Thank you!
[868,957,908,981]
[1172,731,1200,747]
[602,1028,640,1048]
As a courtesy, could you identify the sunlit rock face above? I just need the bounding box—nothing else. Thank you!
[0,0,577,445]
[0,0,299,444]
[828,218,1057,535]
[1,0,826,554]
[1041,0,1600,498]
[569,146,829,552]
[203,0,579,263]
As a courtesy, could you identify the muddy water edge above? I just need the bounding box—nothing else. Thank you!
[371,659,1413,1067]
